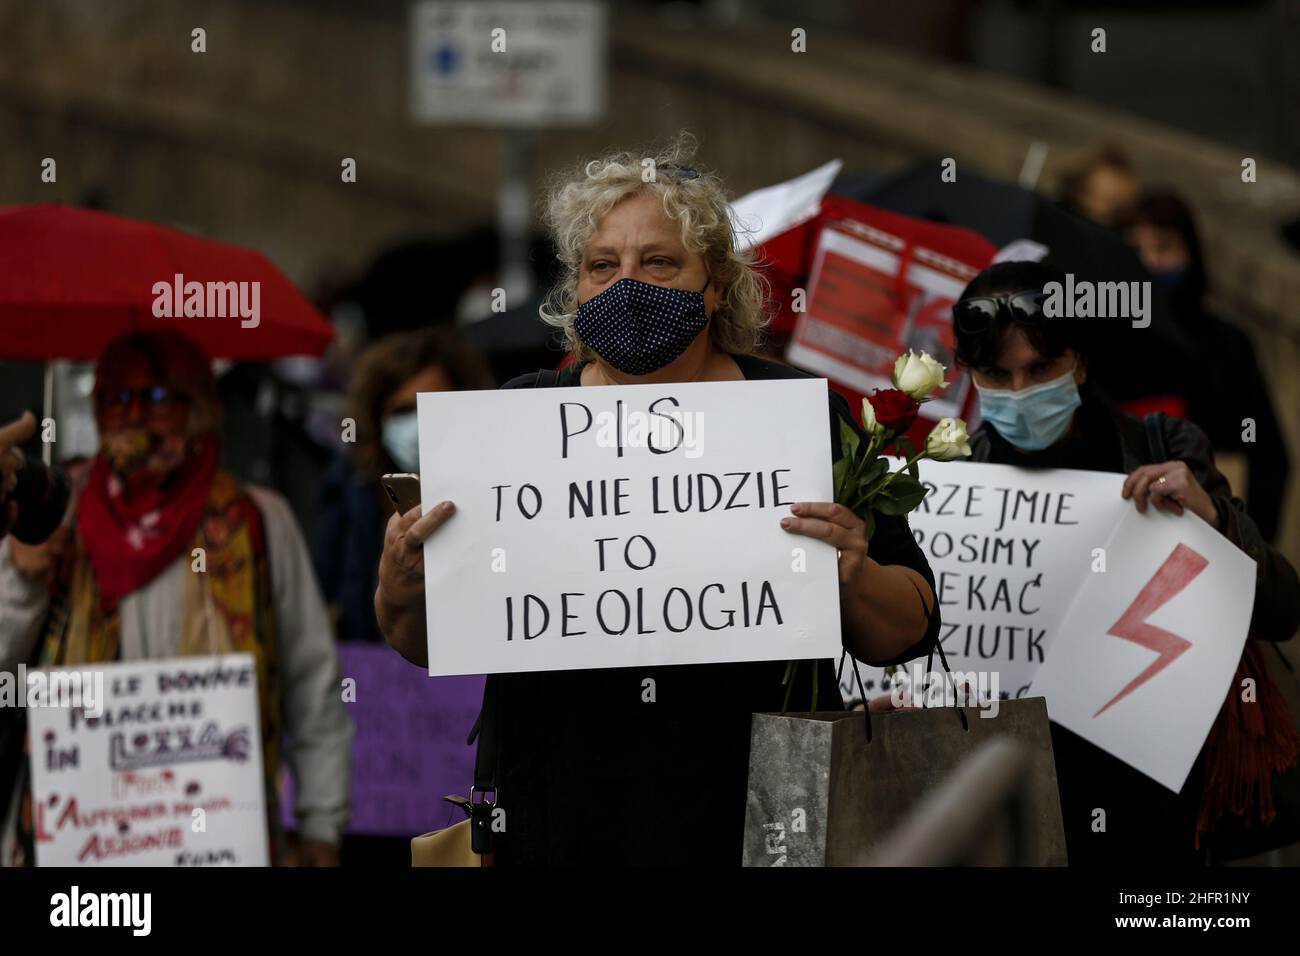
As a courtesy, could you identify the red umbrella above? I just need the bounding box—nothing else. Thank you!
[0,204,334,361]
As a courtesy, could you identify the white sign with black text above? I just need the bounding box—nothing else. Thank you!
[840,460,1122,703]
[418,378,843,676]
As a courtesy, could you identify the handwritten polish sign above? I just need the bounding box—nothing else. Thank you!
[1030,507,1254,792]
[837,459,1256,791]
[839,460,1126,703]
[280,645,483,837]
[28,654,269,867]
[416,378,842,676]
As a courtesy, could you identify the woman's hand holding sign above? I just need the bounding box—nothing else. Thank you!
[1122,460,1219,529]
[781,500,936,665]
[789,353,970,668]
[781,502,870,586]
[376,500,455,667]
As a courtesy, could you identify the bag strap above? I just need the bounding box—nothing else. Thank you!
[925,630,971,732]
[837,650,873,742]
[463,676,500,854]
[914,577,967,730]
[1143,411,1168,463]
[461,367,565,855]
[470,677,499,790]
[837,578,950,743]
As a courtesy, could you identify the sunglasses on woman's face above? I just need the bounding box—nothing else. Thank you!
[953,289,1050,334]
[98,385,186,413]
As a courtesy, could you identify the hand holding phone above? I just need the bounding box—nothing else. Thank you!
[381,473,421,515]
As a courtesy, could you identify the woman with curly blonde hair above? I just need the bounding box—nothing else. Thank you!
[377,134,940,866]
[538,133,769,369]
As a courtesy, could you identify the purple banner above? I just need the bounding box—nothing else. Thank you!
[281,644,484,837]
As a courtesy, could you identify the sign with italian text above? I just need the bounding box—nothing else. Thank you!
[417,378,842,676]
[28,654,269,867]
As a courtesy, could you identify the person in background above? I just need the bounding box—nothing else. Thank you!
[314,327,494,643]
[1124,189,1289,543]
[1058,143,1141,228]
[952,260,1300,865]
[0,331,352,866]
[0,412,37,538]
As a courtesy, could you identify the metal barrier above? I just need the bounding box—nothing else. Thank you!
[861,736,1035,866]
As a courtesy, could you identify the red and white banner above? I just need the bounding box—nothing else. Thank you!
[747,192,994,445]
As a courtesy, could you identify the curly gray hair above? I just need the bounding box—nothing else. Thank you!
[539,132,769,362]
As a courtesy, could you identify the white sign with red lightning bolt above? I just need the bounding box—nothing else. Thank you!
[1030,506,1256,792]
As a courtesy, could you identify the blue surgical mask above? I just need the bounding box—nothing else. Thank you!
[381,410,420,472]
[975,367,1082,452]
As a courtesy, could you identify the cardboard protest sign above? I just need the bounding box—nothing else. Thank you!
[280,645,483,836]
[1030,508,1255,791]
[28,654,269,867]
[417,378,841,676]
[839,460,1126,703]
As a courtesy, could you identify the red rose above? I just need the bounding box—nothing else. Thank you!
[867,388,920,432]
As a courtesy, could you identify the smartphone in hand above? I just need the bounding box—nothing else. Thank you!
[380,473,421,515]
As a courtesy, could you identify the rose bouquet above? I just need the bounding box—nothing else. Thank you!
[781,349,971,712]
[834,350,972,534]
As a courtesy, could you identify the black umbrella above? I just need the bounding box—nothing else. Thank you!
[460,294,567,382]
[834,163,1199,406]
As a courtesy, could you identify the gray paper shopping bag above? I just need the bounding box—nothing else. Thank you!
[742,698,1067,866]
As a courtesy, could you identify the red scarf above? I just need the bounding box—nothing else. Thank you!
[1197,640,1300,844]
[77,439,219,607]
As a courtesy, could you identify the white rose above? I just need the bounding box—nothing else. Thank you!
[892,350,949,401]
[860,397,884,437]
[925,417,972,461]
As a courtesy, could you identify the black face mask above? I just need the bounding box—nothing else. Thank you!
[574,276,710,376]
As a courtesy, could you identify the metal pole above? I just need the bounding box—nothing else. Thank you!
[1019,141,1049,191]
[42,361,53,466]
[498,130,536,310]
[860,736,1033,866]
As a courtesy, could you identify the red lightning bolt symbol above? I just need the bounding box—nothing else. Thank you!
[1093,543,1208,718]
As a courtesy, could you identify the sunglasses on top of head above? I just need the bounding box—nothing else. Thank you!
[952,289,1050,334]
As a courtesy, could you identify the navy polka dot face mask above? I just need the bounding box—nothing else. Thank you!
[574,276,710,376]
